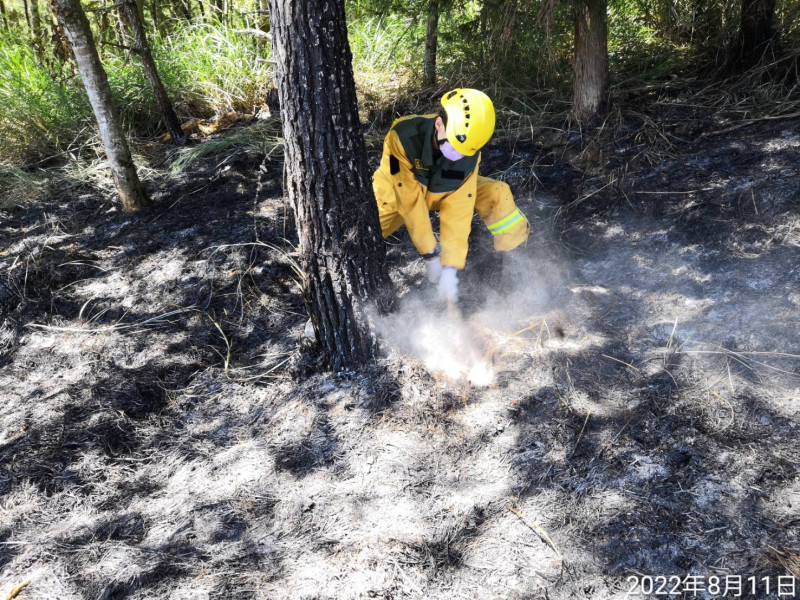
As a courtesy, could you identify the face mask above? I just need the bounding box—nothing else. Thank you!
[439,140,464,162]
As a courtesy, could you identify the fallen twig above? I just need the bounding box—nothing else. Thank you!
[697,111,800,140]
[507,505,563,560]
[5,580,31,600]
[600,354,640,372]
[235,28,272,39]
[569,412,591,460]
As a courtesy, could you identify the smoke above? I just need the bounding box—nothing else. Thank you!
[374,250,564,387]
[374,293,495,386]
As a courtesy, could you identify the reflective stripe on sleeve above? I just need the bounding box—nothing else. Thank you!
[487,209,524,235]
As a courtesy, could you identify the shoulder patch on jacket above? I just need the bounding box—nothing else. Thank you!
[390,155,400,175]
[414,158,428,171]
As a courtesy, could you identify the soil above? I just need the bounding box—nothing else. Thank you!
[1,98,799,599]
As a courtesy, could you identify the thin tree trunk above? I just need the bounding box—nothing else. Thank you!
[196,0,204,18]
[479,1,487,68]
[150,0,160,34]
[572,0,609,122]
[30,0,41,41]
[51,0,150,211]
[422,0,439,86]
[120,0,185,145]
[0,0,7,29]
[737,0,777,66]
[256,0,266,30]
[270,0,388,371]
[23,0,31,30]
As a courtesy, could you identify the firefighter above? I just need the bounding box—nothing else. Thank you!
[372,88,529,304]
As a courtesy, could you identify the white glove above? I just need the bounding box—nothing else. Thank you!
[425,256,443,283]
[438,267,459,304]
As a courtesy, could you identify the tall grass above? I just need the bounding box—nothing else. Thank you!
[0,29,90,165]
[150,22,273,115]
[349,15,421,106]
[0,22,272,167]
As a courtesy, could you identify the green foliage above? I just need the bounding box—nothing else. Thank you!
[0,28,89,166]
[3,0,800,169]
[349,14,423,111]
[0,20,272,166]
[150,23,273,115]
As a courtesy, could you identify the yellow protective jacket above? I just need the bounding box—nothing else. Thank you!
[374,114,480,269]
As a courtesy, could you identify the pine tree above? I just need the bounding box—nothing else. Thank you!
[270,0,389,370]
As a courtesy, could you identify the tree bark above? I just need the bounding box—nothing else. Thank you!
[30,0,41,41]
[572,0,609,123]
[0,0,7,29]
[51,0,150,211]
[270,0,388,371]
[737,0,777,66]
[119,0,185,145]
[23,0,31,29]
[149,0,161,34]
[422,0,439,86]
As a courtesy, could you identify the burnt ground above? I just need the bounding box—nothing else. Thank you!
[1,98,800,599]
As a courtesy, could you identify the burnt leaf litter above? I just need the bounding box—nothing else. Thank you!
[1,92,800,598]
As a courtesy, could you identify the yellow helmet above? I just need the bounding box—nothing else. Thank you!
[440,88,496,156]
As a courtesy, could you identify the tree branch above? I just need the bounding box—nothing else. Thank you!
[235,28,272,40]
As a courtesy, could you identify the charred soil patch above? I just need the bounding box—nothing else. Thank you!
[1,107,799,598]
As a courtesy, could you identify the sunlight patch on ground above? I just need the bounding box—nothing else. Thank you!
[133,249,187,284]
[763,130,800,151]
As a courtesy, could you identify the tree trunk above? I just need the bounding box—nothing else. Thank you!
[30,0,42,41]
[270,0,388,371]
[422,0,439,86]
[0,0,7,29]
[51,0,150,212]
[572,0,609,123]
[119,0,185,145]
[23,0,31,29]
[149,0,161,34]
[737,0,777,66]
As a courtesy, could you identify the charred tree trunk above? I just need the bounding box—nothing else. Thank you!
[270,0,388,371]
[572,0,609,122]
[736,0,777,66]
[119,0,185,145]
[422,0,439,86]
[51,0,150,211]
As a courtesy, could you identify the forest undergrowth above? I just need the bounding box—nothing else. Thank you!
[2,65,800,597]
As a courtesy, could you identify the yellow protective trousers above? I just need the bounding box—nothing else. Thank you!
[373,170,530,270]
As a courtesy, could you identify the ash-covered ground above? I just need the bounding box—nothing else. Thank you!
[1,105,799,599]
